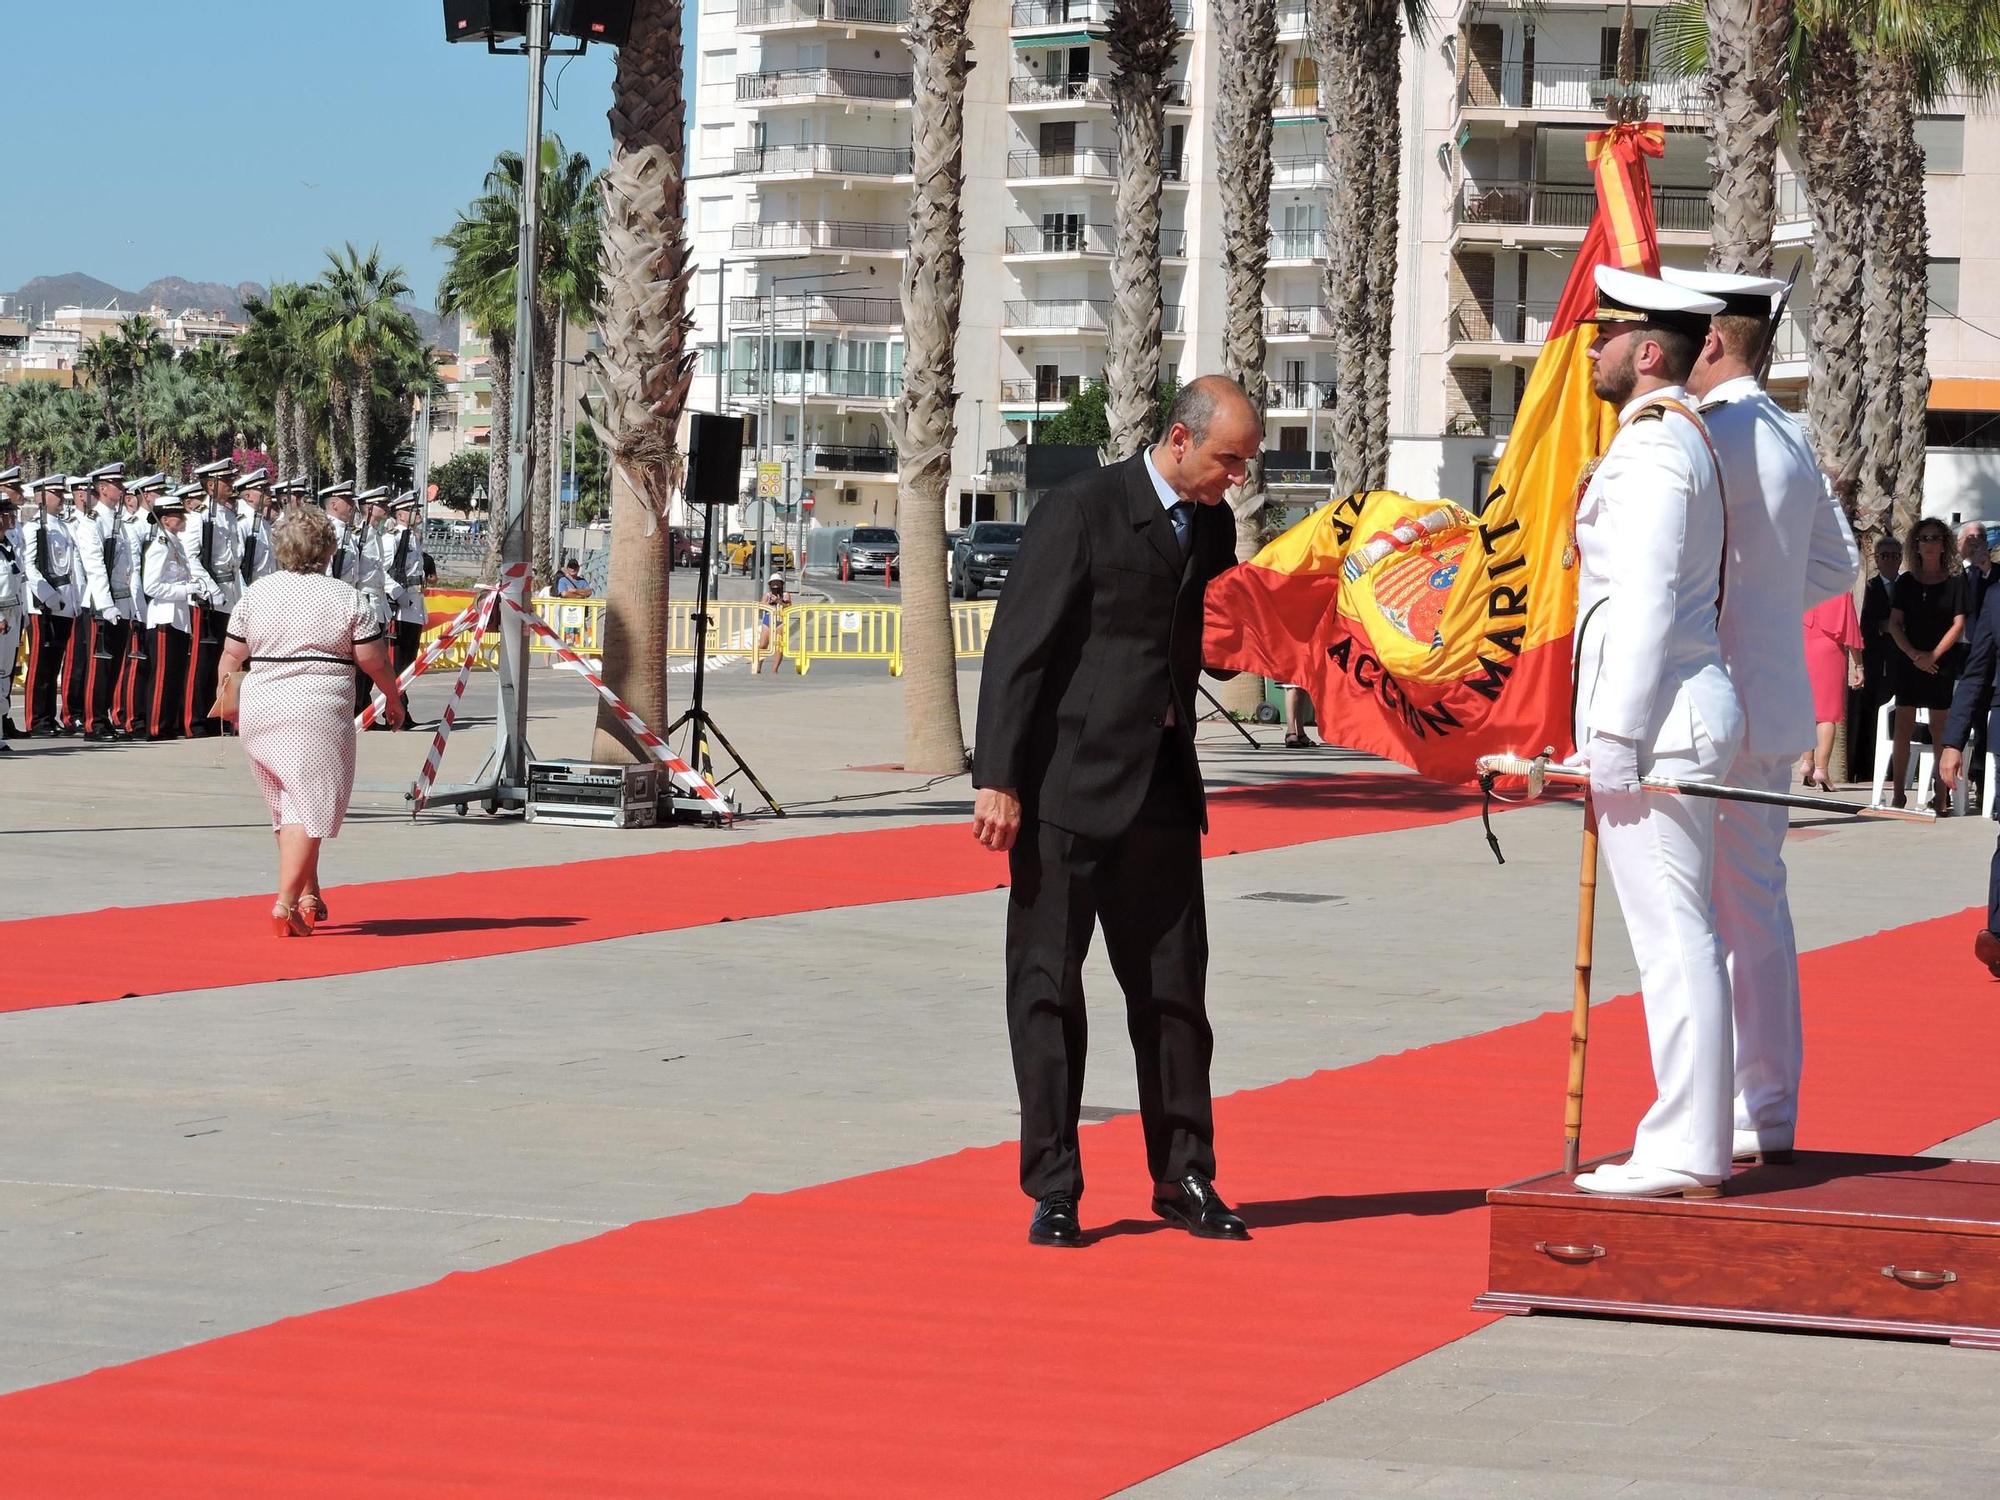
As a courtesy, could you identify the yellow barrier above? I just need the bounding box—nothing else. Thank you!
[790,602,902,676]
[953,601,997,659]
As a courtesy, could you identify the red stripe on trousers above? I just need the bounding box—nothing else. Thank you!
[81,620,101,730]
[150,628,169,737]
[183,607,200,734]
[22,616,39,730]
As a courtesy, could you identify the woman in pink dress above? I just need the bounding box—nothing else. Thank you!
[220,507,405,936]
[1799,590,1863,790]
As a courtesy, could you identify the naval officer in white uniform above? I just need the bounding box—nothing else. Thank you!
[1666,267,1862,1165]
[1571,267,1746,1199]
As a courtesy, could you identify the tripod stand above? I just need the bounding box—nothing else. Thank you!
[663,498,784,817]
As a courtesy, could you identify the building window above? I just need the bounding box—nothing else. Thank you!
[1917,116,1966,175]
[1929,258,1961,317]
[698,197,728,233]
[700,49,736,84]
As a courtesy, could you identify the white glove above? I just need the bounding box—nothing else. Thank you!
[100,607,120,624]
[1586,731,1641,800]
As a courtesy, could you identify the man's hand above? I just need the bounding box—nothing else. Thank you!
[972,787,1022,853]
[1941,746,1964,792]
[1586,731,1641,800]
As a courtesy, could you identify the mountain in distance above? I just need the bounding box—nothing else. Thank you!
[5,272,452,348]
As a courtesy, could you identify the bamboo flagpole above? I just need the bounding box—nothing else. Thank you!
[1566,798,1599,1176]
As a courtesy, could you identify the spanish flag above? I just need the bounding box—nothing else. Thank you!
[1204,122,1668,784]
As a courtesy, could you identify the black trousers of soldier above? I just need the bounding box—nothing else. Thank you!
[116,631,151,733]
[84,619,129,734]
[395,619,422,723]
[147,626,191,740]
[25,612,73,732]
[63,614,91,728]
[186,605,224,737]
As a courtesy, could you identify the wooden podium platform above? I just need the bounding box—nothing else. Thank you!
[1477,1152,2000,1348]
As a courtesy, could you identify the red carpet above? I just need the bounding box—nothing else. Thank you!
[2,773,1496,1013]
[3,908,1995,1497]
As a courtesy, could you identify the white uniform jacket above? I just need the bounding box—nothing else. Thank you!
[143,532,197,634]
[186,508,240,610]
[0,526,25,612]
[382,523,428,625]
[1574,386,1744,761]
[1702,375,1862,757]
[19,512,81,617]
[237,506,276,587]
[100,509,139,623]
[350,523,392,626]
[123,513,156,611]
[69,508,116,616]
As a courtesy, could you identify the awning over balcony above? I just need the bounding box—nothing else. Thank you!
[1930,378,2000,413]
[1013,29,1091,46]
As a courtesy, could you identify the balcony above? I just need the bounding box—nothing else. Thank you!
[1452,180,1712,236]
[1008,0,1190,30]
[1446,408,1514,439]
[735,68,913,104]
[1007,75,1190,107]
[1003,223,1187,257]
[729,293,904,328]
[1263,449,1335,486]
[1268,230,1327,263]
[1458,61,1709,118]
[1272,154,1328,188]
[737,0,908,26]
[1000,375,1092,405]
[726,368,905,401]
[1001,300,1186,335]
[1266,380,1336,411]
[1006,148,1188,183]
[1775,170,1814,244]
[1263,304,1335,339]
[1448,299,1561,349]
[1276,0,1309,36]
[1272,80,1323,115]
[806,443,898,475]
[730,220,909,255]
[734,143,913,179]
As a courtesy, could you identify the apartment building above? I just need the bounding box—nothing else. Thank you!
[687,0,2000,531]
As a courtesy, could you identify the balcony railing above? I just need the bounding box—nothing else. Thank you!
[1008,75,1189,106]
[738,0,909,23]
[1448,298,1561,346]
[1276,0,1309,32]
[735,143,913,177]
[1003,223,1187,256]
[726,368,905,399]
[1273,80,1322,112]
[1266,380,1336,410]
[1446,409,1514,439]
[730,219,909,253]
[1007,149,1187,181]
[806,444,898,474]
[730,293,904,327]
[1262,304,1335,338]
[1009,0,1189,27]
[1002,300,1183,333]
[1272,154,1329,187]
[1453,180,1712,235]
[736,67,913,103]
[1268,230,1327,261]
[1264,450,1334,484]
[1458,61,1709,116]
[1001,375,1093,403]
[1776,171,1812,227]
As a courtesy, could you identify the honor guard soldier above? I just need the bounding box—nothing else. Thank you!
[20,475,82,736]
[116,473,169,735]
[184,458,240,736]
[384,493,427,725]
[235,469,277,587]
[76,463,138,740]
[0,470,24,742]
[1570,268,1747,1200]
[142,486,201,740]
[351,486,394,712]
[61,473,105,729]
[1664,267,1862,1167]
[320,479,361,579]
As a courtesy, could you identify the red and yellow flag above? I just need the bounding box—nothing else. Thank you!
[1203,122,1667,783]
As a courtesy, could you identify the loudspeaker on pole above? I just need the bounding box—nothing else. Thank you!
[686,413,747,509]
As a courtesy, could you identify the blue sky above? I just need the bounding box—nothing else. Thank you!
[3,0,697,309]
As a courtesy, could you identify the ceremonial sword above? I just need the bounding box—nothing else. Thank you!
[1475,751,1939,823]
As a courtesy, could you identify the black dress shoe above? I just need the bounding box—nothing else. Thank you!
[1028,1192,1083,1248]
[1152,1174,1251,1241]
[2,716,19,738]
[29,723,60,739]
[85,725,117,742]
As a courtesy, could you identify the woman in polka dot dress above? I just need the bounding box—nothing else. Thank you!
[220,507,405,936]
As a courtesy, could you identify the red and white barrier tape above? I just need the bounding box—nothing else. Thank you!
[355,584,498,730]
[408,589,500,815]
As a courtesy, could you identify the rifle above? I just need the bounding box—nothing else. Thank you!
[197,512,224,645]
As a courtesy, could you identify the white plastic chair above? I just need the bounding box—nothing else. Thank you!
[1868,695,1993,811]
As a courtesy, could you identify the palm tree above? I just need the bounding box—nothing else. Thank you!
[76,334,124,434]
[1702,0,1795,274]
[589,0,700,763]
[113,314,173,459]
[1104,0,1181,460]
[237,282,325,481]
[316,243,417,491]
[1212,0,1280,716]
[9,381,81,477]
[438,210,518,583]
[897,0,976,773]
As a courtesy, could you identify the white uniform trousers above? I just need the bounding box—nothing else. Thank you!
[1714,750,1802,1146]
[1595,716,1742,1180]
[0,605,19,723]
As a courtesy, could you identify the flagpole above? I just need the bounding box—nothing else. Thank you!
[1566,800,1598,1176]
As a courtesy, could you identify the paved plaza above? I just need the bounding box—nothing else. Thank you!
[4,664,2000,1495]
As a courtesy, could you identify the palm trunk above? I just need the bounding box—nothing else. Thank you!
[898,0,974,773]
[1105,0,1178,461]
[273,387,294,481]
[1359,17,1401,485]
[1314,0,1385,492]
[1797,24,1867,529]
[1858,46,1927,543]
[350,368,371,493]
[1704,0,1793,275]
[1214,0,1278,716]
[591,0,698,763]
[530,308,558,588]
[482,330,514,585]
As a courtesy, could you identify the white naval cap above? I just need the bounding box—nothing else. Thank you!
[154,487,192,516]
[86,462,126,485]
[319,480,356,502]
[1593,265,1724,339]
[66,472,93,491]
[1659,266,1787,319]
[278,473,310,497]
[233,467,271,494]
[355,485,392,505]
[391,492,419,513]
[28,474,67,493]
[192,457,236,482]
[126,472,170,496]
[0,464,21,487]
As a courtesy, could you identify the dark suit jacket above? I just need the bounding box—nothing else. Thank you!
[1945,578,2000,753]
[972,452,1237,840]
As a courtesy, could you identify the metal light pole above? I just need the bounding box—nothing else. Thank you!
[549,327,566,571]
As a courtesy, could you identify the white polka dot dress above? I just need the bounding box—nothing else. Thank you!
[227,572,383,839]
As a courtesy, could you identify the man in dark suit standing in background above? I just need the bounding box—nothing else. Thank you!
[971,376,1260,1249]
[1940,572,2000,972]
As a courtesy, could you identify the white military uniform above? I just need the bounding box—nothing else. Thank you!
[123,506,157,608]
[382,518,428,626]
[0,510,24,726]
[354,520,392,628]
[20,504,80,620]
[1701,373,1861,1150]
[1575,385,1747,1183]
[187,502,241,612]
[237,502,276,587]
[143,528,196,635]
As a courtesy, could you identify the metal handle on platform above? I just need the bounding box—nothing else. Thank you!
[1882,1265,1958,1288]
[1535,1241,1605,1264]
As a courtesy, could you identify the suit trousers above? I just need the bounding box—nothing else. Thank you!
[116,630,150,732]
[1715,751,1804,1146]
[25,613,73,731]
[63,612,91,726]
[1004,736,1216,1200]
[147,626,191,741]
[0,606,19,725]
[1595,720,1739,1181]
[395,620,422,720]
[186,605,223,736]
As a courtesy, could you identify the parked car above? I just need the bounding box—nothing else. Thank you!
[836,527,901,581]
[724,535,795,572]
[669,527,705,569]
[951,522,1023,598]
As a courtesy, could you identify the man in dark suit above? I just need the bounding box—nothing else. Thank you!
[1851,534,1902,786]
[971,376,1260,1248]
[1941,575,2000,973]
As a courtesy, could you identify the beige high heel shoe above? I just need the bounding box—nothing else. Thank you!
[297,893,328,928]
[271,902,312,938]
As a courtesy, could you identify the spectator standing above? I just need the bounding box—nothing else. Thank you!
[1798,593,1863,790]
[1941,566,2000,972]
[1886,517,1969,813]
[755,574,789,675]
[552,558,592,597]
[1960,523,1995,805]
[1853,534,1902,779]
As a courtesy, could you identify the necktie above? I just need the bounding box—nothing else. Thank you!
[1169,500,1194,556]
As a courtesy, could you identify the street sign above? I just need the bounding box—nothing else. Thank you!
[801,493,815,511]
[756,461,784,500]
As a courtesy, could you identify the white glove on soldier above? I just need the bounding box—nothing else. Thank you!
[1586,731,1641,800]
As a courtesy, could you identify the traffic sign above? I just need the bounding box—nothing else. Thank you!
[756,461,784,500]
[801,493,815,511]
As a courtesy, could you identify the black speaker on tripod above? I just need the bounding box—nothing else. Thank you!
[686,412,746,509]
[552,0,636,45]
[442,0,528,42]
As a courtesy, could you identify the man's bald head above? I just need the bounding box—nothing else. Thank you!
[1152,374,1263,506]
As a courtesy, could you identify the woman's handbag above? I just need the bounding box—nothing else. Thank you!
[211,668,246,723]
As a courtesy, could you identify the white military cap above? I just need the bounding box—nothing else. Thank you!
[279,473,310,496]
[28,474,67,493]
[192,457,236,481]
[86,462,126,485]
[126,472,170,496]
[319,480,356,502]
[154,488,191,516]
[355,485,391,504]
[1593,265,1724,339]
[1659,267,1787,319]
[66,472,93,492]
[173,482,206,500]
[233,467,271,494]
[391,492,419,512]
[0,465,21,487]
